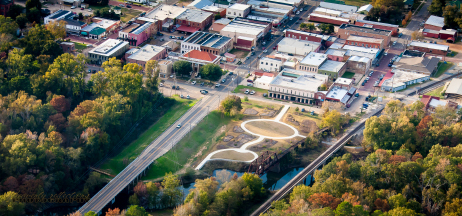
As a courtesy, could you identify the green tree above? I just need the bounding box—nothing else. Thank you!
[129,194,140,205]
[321,110,347,135]
[0,191,25,216]
[444,198,462,216]
[388,193,407,209]
[304,132,320,149]
[25,0,41,11]
[312,207,335,216]
[307,23,316,32]
[334,201,353,216]
[26,8,41,24]
[299,22,307,30]
[161,173,182,207]
[200,64,223,81]
[15,14,28,29]
[219,95,242,116]
[144,60,160,94]
[6,48,33,80]
[7,5,24,20]
[173,60,192,76]
[46,20,67,40]
[384,207,419,216]
[84,212,98,216]
[214,14,221,20]
[242,173,264,199]
[319,23,334,34]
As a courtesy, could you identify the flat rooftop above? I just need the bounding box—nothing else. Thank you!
[270,68,328,92]
[320,2,357,12]
[145,5,186,20]
[356,19,399,28]
[335,77,353,85]
[403,49,425,57]
[228,3,251,10]
[48,10,72,19]
[93,17,118,29]
[221,18,269,36]
[348,55,371,63]
[285,29,330,40]
[409,41,449,51]
[314,7,342,16]
[339,24,392,36]
[347,35,383,43]
[261,57,282,63]
[381,70,429,88]
[128,44,165,62]
[446,78,462,95]
[425,15,444,27]
[300,52,327,66]
[90,39,128,56]
[325,48,346,56]
[319,60,345,72]
[278,37,321,49]
[176,9,212,23]
[326,86,349,102]
[343,45,380,54]
[122,23,140,33]
[183,31,232,49]
[310,13,350,22]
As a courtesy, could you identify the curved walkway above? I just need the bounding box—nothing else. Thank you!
[195,105,306,170]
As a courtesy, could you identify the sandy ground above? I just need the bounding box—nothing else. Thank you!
[245,121,295,137]
[211,150,255,161]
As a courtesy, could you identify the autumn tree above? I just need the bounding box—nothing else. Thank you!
[308,192,342,209]
[0,191,25,215]
[411,30,424,41]
[46,20,67,40]
[50,95,70,113]
[219,95,242,116]
[144,60,160,94]
[321,110,348,135]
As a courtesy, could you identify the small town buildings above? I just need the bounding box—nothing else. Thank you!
[220,18,272,47]
[422,28,439,39]
[91,17,120,32]
[254,75,274,90]
[247,7,290,27]
[408,41,449,56]
[308,13,350,26]
[298,52,327,73]
[325,84,356,105]
[259,57,283,72]
[209,18,231,33]
[343,45,380,62]
[126,44,167,67]
[181,31,233,55]
[224,53,236,62]
[394,56,439,75]
[119,21,156,46]
[445,78,462,98]
[88,39,129,65]
[0,0,14,16]
[325,48,346,61]
[89,27,106,40]
[333,78,354,89]
[44,10,73,25]
[357,4,373,14]
[59,42,75,53]
[424,15,444,31]
[439,29,457,41]
[346,55,371,74]
[284,29,329,43]
[179,50,221,72]
[421,95,460,112]
[319,2,357,12]
[226,3,251,19]
[201,5,227,17]
[277,38,321,56]
[268,68,328,104]
[65,19,87,35]
[176,9,214,32]
[145,5,187,31]
[380,70,430,92]
[318,60,347,79]
[158,60,173,78]
[403,49,425,57]
[187,0,214,9]
[345,35,384,49]
[337,24,392,47]
[355,19,399,36]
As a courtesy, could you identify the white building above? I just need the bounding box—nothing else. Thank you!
[44,10,73,25]
[380,70,430,92]
[226,3,251,19]
[254,76,273,90]
[319,2,357,13]
[298,52,328,72]
[268,68,328,104]
[259,57,282,72]
[277,38,321,56]
[88,39,130,65]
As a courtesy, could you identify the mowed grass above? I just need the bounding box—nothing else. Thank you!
[342,72,355,79]
[434,62,454,77]
[344,0,371,7]
[100,95,198,175]
[74,42,88,52]
[142,111,232,180]
[121,8,142,22]
[425,86,445,99]
[233,85,268,94]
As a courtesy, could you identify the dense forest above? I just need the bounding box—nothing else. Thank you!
[0,4,164,213]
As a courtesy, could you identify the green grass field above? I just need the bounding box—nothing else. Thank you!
[342,72,355,79]
[88,5,110,11]
[344,0,371,7]
[434,62,454,77]
[424,86,445,98]
[142,111,232,180]
[100,96,198,175]
[121,8,142,22]
[447,51,459,57]
[233,85,268,94]
[74,42,88,52]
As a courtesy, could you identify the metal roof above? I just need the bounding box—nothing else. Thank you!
[409,41,449,51]
[176,9,213,23]
[356,19,398,28]
[319,60,345,72]
[446,78,462,95]
[425,15,445,27]
[319,2,357,12]
[89,27,106,35]
[339,24,392,36]
[128,44,166,62]
[300,52,328,66]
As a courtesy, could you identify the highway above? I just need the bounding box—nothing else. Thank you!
[78,75,237,214]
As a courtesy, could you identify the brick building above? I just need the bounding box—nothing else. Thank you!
[284,29,328,43]
[325,48,346,61]
[0,0,13,16]
[59,42,75,53]
[408,41,449,56]
[345,35,384,49]
[126,44,167,67]
[181,31,233,55]
[308,13,350,26]
[346,55,371,74]
[176,9,214,33]
[424,15,444,31]
[337,24,392,47]
[355,19,399,36]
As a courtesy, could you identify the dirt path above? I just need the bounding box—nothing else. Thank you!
[245,121,295,137]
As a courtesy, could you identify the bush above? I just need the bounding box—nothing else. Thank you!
[295,107,299,112]
[244,96,249,101]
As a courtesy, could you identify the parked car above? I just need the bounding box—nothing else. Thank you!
[170,36,175,39]
[119,4,125,7]
[221,79,226,83]
[160,83,163,87]
[87,69,91,73]
[177,124,181,128]
[247,83,253,87]
[273,46,277,50]
[71,6,76,9]
[159,38,164,41]
[393,41,397,46]
[398,33,403,38]
[192,81,196,85]
[263,93,267,97]
[296,11,300,15]
[229,72,234,76]
[365,77,370,81]
[88,8,92,12]
[355,93,359,97]
[177,36,184,40]
[247,79,253,83]
[263,50,268,53]
[262,47,266,50]
[250,90,255,95]
[172,85,176,89]
[200,82,204,86]
[215,83,220,87]
[126,5,132,8]
[81,7,84,10]
[290,17,293,21]
[180,94,184,98]
[362,81,366,86]
[384,52,388,56]
[176,86,179,90]
[200,90,208,94]
[245,89,250,94]
[157,32,163,36]
[92,70,96,73]
[388,63,393,67]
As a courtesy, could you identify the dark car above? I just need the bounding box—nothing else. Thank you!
[398,33,403,38]
[388,63,393,67]
[157,32,163,36]
[376,63,379,67]
[172,85,176,89]
[176,86,180,90]
[177,36,184,40]
[88,69,91,73]
[126,5,132,8]
[92,70,96,73]
[361,81,366,86]
[200,82,204,86]
[221,79,226,83]
[247,79,253,83]
[355,93,359,97]
[170,36,176,39]
[229,72,234,76]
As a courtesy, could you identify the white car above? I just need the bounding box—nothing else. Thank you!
[250,90,255,95]
[159,83,163,87]
[215,83,220,87]
[177,124,181,128]
[384,52,388,56]
[187,95,190,99]
[192,81,196,85]
[263,50,268,53]
[393,41,397,45]
[71,6,76,9]
[290,17,293,21]
[180,94,184,98]
[365,77,370,81]
[170,75,174,78]
[245,89,250,94]
[296,11,300,15]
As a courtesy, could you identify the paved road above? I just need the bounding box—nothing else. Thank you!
[78,74,237,214]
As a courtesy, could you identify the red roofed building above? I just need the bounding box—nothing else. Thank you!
[179,49,221,72]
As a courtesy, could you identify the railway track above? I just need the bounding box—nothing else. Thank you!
[250,107,384,216]
[408,72,461,96]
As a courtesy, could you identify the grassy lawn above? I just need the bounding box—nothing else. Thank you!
[233,85,268,94]
[100,95,198,175]
[89,5,111,10]
[434,62,454,77]
[344,0,372,7]
[74,42,88,52]
[142,111,232,180]
[342,72,355,79]
[121,8,142,22]
[228,49,250,58]
[447,51,459,57]
[424,86,445,98]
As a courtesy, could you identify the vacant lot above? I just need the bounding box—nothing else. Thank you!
[245,121,295,137]
[342,72,355,79]
[229,49,250,59]
[211,150,255,161]
[121,8,142,22]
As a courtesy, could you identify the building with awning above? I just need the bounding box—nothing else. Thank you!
[89,27,106,40]
[176,25,200,33]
